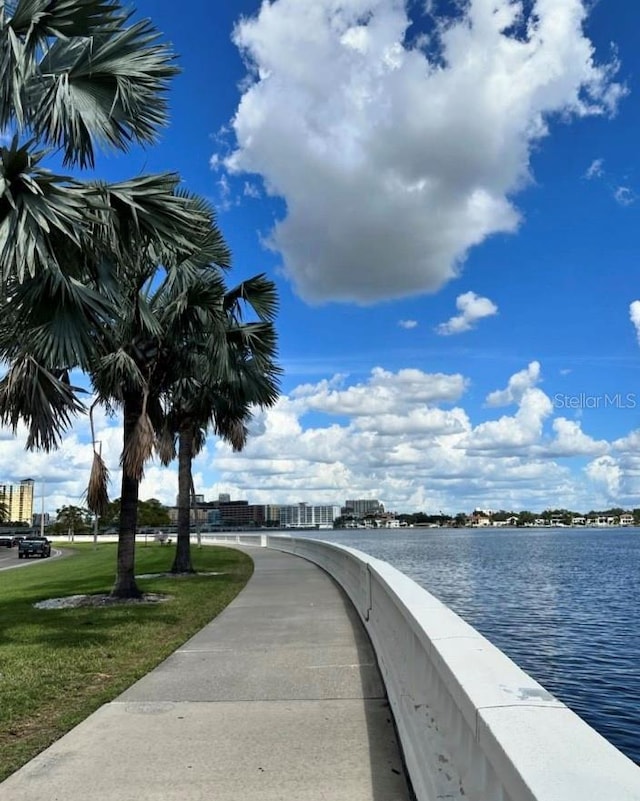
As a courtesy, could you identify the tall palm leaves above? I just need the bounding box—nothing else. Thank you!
[0,1,211,596]
[0,170,207,451]
[0,1,203,443]
[1,0,177,167]
[163,274,281,574]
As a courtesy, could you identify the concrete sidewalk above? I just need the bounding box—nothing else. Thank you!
[0,547,411,801]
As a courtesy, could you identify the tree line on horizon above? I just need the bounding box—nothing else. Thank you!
[346,507,640,527]
[0,2,280,597]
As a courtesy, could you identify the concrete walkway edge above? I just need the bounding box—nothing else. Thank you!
[0,546,411,801]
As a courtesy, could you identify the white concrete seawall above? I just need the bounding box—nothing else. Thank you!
[207,532,640,801]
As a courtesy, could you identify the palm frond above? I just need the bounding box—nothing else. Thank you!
[133,291,163,340]
[156,260,206,299]
[193,426,207,457]
[91,174,206,262]
[0,19,29,128]
[220,321,281,375]
[7,271,116,369]
[0,354,85,450]
[86,449,110,515]
[0,137,98,282]
[158,273,226,341]
[214,414,248,453]
[156,420,176,466]
[224,274,279,322]
[92,348,146,402]
[8,1,123,41]
[121,408,155,481]
[172,191,232,270]
[5,3,179,166]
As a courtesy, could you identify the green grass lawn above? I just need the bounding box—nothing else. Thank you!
[0,542,253,782]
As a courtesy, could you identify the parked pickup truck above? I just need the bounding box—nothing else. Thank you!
[18,537,52,559]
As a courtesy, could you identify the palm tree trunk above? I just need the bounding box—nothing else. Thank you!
[111,393,143,598]
[171,423,195,574]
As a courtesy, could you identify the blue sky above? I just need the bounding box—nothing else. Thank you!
[3,0,640,516]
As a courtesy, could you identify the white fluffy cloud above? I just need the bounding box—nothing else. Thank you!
[292,367,468,413]
[585,456,621,498]
[2,364,637,517]
[486,361,541,407]
[224,0,623,303]
[203,363,627,512]
[436,291,498,335]
[462,387,553,452]
[630,301,640,343]
[537,418,609,458]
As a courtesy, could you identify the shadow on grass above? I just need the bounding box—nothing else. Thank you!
[0,545,252,650]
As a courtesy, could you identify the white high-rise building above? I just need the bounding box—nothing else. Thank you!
[278,503,341,529]
[0,478,35,524]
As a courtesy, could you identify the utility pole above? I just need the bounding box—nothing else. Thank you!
[93,441,102,550]
[40,481,45,537]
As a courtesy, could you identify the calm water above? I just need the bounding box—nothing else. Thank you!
[299,526,640,764]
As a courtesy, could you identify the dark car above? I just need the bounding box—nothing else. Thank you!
[18,537,51,559]
[0,536,13,548]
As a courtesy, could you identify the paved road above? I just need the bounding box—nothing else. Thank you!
[0,546,18,567]
[0,544,63,571]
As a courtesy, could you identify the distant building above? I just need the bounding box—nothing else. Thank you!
[175,493,204,506]
[264,505,281,526]
[218,493,231,503]
[217,501,265,528]
[0,479,35,524]
[170,497,265,528]
[168,505,208,526]
[279,503,342,529]
[32,512,50,529]
[343,499,384,518]
[207,508,222,526]
[470,510,491,527]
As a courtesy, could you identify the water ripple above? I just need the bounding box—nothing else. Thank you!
[310,527,640,764]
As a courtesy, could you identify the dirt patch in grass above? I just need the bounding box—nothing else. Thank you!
[135,571,224,579]
[34,593,171,609]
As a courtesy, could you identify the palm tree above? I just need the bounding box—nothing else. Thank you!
[86,197,238,597]
[159,275,281,573]
[0,5,281,596]
[0,2,208,596]
[0,2,205,442]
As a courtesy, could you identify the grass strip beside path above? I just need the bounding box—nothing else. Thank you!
[0,543,253,782]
